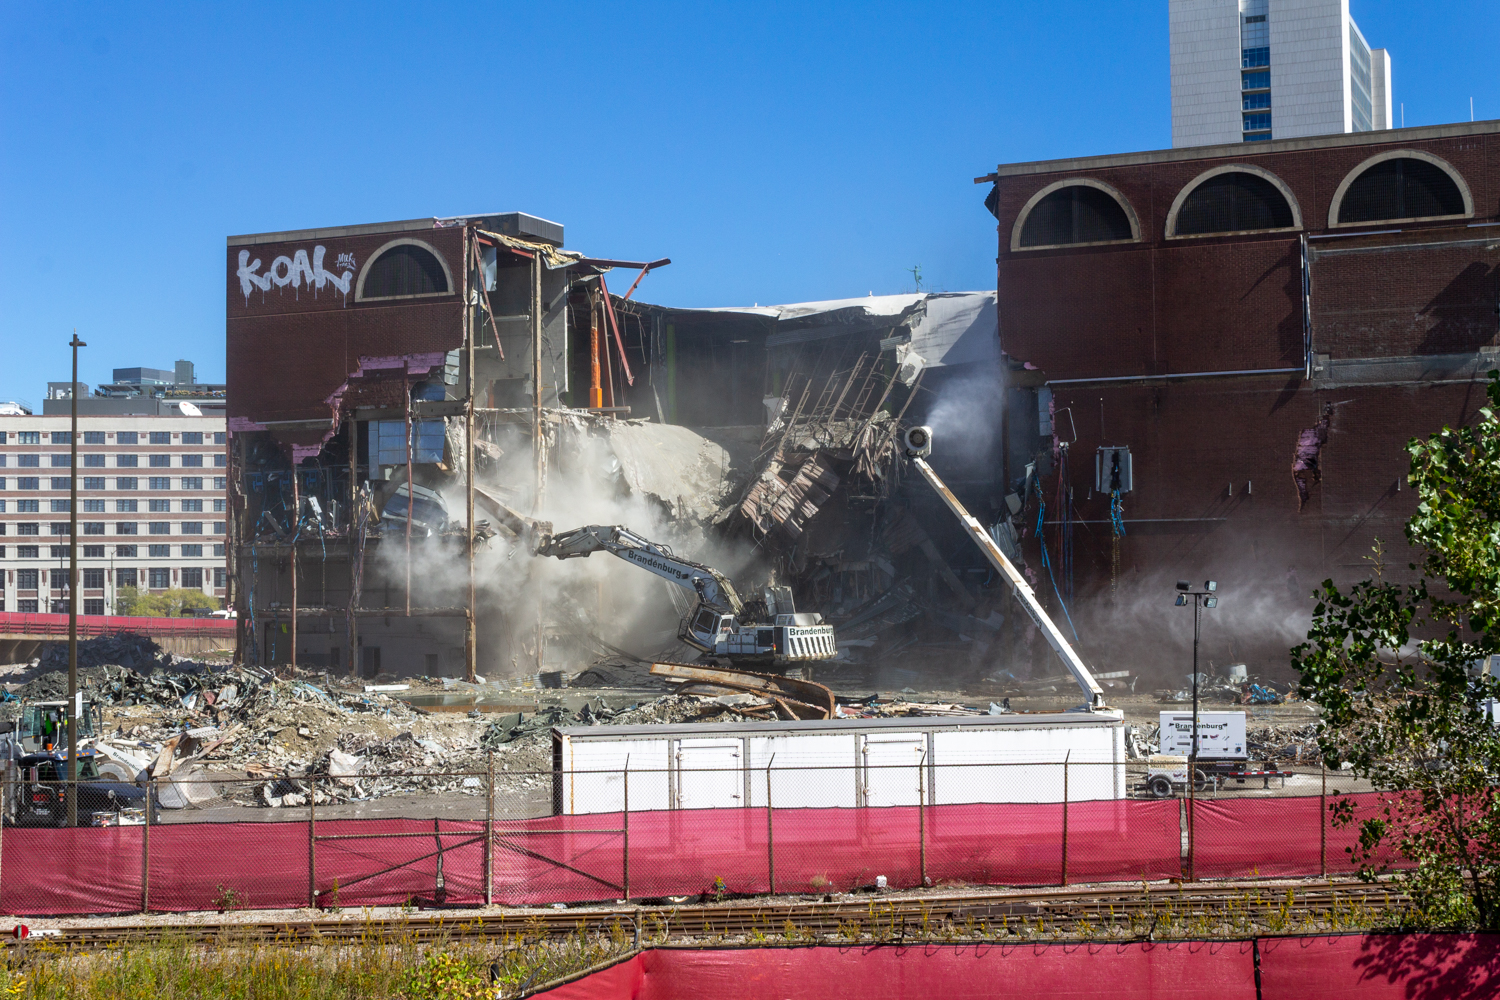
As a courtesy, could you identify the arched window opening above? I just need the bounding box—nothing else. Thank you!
[361,244,449,299]
[1336,157,1466,223]
[1018,185,1134,247]
[1173,172,1294,235]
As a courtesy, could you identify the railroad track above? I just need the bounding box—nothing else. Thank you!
[18,879,1407,950]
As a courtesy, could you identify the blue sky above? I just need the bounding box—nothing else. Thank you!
[1,1,1495,404]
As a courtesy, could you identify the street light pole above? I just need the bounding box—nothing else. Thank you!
[1175,580,1219,769]
[67,331,86,828]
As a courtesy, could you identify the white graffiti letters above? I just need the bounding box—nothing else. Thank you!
[237,245,355,305]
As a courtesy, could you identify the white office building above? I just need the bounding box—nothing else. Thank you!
[1170,0,1392,147]
[0,411,228,616]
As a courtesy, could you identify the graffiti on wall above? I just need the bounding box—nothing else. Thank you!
[236,246,356,305]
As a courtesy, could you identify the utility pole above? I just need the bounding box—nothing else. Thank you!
[67,331,86,828]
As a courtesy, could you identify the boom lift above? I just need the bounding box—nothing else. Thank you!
[902,426,1108,711]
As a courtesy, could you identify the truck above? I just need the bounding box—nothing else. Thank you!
[532,524,839,669]
[1145,711,1289,797]
[2,751,154,827]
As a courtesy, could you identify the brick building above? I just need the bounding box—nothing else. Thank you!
[978,119,1500,679]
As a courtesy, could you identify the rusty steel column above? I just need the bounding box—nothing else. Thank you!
[404,378,413,617]
[347,417,358,675]
[290,469,299,671]
[589,291,603,409]
[465,227,477,684]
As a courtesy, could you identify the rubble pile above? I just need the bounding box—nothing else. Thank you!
[1247,723,1323,763]
[37,634,179,672]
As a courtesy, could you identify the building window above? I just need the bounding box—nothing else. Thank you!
[50,500,69,512]
[214,544,225,556]
[17,524,38,536]
[1334,155,1469,224]
[181,522,203,535]
[214,498,226,512]
[49,478,71,490]
[1241,46,1269,68]
[148,499,171,512]
[1242,92,1271,111]
[1242,112,1272,133]
[83,454,105,467]
[358,242,451,299]
[148,568,170,589]
[1015,183,1136,249]
[16,600,37,612]
[181,543,203,557]
[214,432,226,445]
[82,568,105,589]
[83,523,104,535]
[1172,170,1296,236]
[49,455,71,468]
[181,454,203,468]
[83,599,105,616]
[149,522,170,535]
[149,477,170,490]
[116,477,138,490]
[214,477,227,490]
[182,567,204,590]
[82,477,104,490]
[17,455,39,468]
[149,455,170,468]
[117,431,137,445]
[49,569,70,590]
[82,545,104,558]
[149,432,172,445]
[117,499,138,512]
[116,522,137,535]
[17,547,38,559]
[16,500,38,512]
[50,432,71,445]
[116,568,137,588]
[0,478,5,489]
[1242,70,1269,90]
[148,544,170,557]
[213,521,226,535]
[83,431,105,445]
[182,477,203,490]
[83,499,105,512]
[117,454,138,467]
[116,546,137,559]
[49,523,69,536]
[214,567,227,588]
[181,432,203,445]
[181,499,203,512]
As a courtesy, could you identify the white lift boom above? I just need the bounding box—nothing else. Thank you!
[903,426,1106,711]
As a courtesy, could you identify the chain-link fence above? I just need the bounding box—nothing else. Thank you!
[0,760,1409,915]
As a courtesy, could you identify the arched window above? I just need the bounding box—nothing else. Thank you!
[1171,170,1296,236]
[1333,154,1469,224]
[357,241,451,300]
[1012,181,1138,250]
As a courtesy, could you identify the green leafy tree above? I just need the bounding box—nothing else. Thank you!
[113,587,220,618]
[1293,374,1500,928]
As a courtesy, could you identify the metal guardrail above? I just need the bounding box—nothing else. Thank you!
[0,612,235,638]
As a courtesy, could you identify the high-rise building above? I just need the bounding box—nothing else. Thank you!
[1170,0,1392,147]
[1,362,227,616]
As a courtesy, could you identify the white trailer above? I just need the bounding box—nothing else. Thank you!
[551,711,1126,815]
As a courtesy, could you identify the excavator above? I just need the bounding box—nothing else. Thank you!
[472,489,838,669]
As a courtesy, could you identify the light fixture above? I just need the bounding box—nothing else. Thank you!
[1206,581,1217,592]
[1175,594,1187,606]
[1204,596,1218,609]
[1176,580,1190,591]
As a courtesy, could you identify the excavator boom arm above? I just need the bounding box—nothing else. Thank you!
[535,525,743,614]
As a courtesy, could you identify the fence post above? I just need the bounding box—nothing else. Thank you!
[622,762,630,902]
[1186,761,1196,883]
[308,774,317,909]
[1061,754,1070,887]
[142,778,153,914]
[766,754,775,895]
[918,752,927,888]
[0,769,6,913]
[1320,763,1327,877]
[485,757,494,906]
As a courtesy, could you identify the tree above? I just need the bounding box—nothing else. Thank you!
[1293,374,1500,929]
[114,587,220,617]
